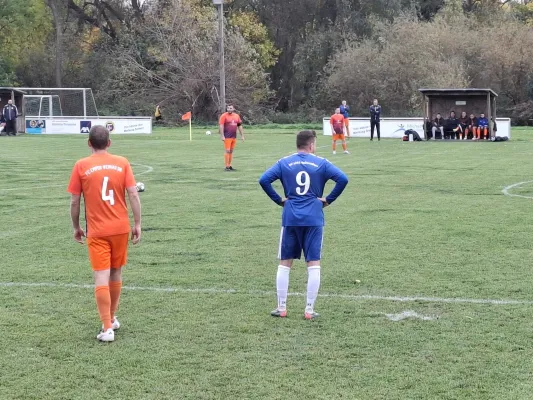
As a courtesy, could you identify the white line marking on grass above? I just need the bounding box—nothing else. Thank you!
[0,162,154,192]
[131,163,154,177]
[1,281,533,306]
[385,310,438,321]
[502,180,533,199]
[0,184,64,192]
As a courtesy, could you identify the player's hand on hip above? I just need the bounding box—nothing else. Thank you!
[131,224,142,244]
[318,197,329,208]
[73,228,85,244]
[280,198,288,207]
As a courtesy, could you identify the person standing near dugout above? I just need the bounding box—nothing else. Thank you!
[339,100,350,138]
[2,99,18,136]
[369,99,381,141]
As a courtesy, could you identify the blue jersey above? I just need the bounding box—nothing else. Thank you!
[339,105,350,119]
[478,117,488,127]
[259,152,348,227]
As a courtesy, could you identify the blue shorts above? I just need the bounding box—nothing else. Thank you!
[278,226,323,262]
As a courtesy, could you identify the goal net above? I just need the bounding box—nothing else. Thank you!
[22,88,98,118]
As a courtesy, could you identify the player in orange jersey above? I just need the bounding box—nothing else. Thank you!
[67,125,142,342]
[330,108,350,155]
[219,104,245,171]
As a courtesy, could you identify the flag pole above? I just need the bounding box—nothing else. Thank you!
[189,117,192,141]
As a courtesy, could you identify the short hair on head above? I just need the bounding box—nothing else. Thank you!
[89,125,110,150]
[296,130,317,149]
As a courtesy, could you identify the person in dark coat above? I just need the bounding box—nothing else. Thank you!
[2,100,18,136]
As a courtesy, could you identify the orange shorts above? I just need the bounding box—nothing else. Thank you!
[333,134,345,141]
[224,138,237,151]
[87,233,129,271]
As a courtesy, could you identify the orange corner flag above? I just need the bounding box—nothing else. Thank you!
[181,111,192,121]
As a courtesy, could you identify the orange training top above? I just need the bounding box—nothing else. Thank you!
[219,112,242,139]
[330,114,345,134]
[67,153,136,238]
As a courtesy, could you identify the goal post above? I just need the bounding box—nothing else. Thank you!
[17,87,152,135]
[21,88,99,118]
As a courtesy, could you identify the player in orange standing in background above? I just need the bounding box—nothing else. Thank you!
[67,125,142,342]
[330,108,350,155]
[219,104,245,171]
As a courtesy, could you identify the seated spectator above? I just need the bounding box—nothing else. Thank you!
[457,111,469,140]
[445,111,459,140]
[0,114,5,135]
[467,113,478,140]
[477,113,489,140]
[425,117,433,140]
[431,113,445,140]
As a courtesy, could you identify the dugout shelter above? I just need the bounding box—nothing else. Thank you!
[419,88,498,140]
[0,88,25,133]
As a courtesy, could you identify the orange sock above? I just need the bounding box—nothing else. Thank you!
[228,153,233,166]
[95,285,112,330]
[109,281,122,318]
[342,143,347,151]
[224,153,230,167]
[332,141,336,151]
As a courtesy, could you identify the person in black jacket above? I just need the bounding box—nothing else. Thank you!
[467,113,478,140]
[369,99,381,141]
[431,113,445,140]
[445,111,459,140]
[2,100,18,136]
[0,113,5,135]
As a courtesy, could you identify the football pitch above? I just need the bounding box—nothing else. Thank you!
[2,126,533,399]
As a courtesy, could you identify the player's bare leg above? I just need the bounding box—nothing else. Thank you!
[332,140,336,155]
[305,260,321,320]
[271,259,292,317]
[94,269,114,342]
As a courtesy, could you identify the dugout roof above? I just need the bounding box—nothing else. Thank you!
[419,88,498,139]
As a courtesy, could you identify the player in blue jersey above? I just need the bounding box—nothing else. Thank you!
[339,100,350,138]
[259,130,349,320]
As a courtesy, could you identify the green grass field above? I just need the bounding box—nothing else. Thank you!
[1,126,533,399]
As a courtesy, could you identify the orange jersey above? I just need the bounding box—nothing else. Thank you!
[219,112,242,139]
[67,153,136,238]
[330,114,345,134]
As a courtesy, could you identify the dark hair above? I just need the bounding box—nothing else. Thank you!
[89,125,110,150]
[296,130,317,149]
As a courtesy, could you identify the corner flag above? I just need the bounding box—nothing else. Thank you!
[182,111,192,141]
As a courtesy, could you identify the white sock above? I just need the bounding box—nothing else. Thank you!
[276,265,290,310]
[306,266,321,312]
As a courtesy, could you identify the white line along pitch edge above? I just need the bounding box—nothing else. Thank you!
[1,281,533,306]
[502,180,533,199]
[0,163,154,192]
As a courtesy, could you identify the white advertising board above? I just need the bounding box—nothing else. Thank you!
[25,117,152,134]
[322,117,511,139]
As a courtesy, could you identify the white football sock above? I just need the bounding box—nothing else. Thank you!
[306,266,321,312]
[276,265,291,310]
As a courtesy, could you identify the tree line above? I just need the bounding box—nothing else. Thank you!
[1,0,533,123]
